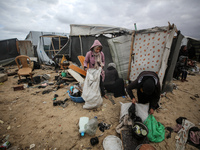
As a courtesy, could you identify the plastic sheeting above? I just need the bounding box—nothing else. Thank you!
[36,36,54,65]
[129,26,177,86]
[108,34,132,79]
[70,24,132,36]
[25,31,68,46]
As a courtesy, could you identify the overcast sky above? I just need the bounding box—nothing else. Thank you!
[0,0,200,40]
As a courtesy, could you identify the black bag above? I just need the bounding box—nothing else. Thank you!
[128,103,136,120]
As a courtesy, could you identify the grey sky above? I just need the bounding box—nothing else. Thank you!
[0,0,200,40]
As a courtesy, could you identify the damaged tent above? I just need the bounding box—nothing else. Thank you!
[57,24,132,70]
[57,24,182,92]
[36,34,69,65]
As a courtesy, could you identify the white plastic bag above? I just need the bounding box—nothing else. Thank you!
[119,102,132,121]
[82,68,103,109]
[135,103,149,122]
[119,102,149,122]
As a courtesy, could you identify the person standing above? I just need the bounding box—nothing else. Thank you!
[84,39,107,98]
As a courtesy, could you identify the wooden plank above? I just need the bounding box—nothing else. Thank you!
[68,64,86,76]
[13,85,24,91]
[78,55,85,69]
[78,55,89,69]
[51,39,56,55]
[67,69,84,83]
[127,31,135,80]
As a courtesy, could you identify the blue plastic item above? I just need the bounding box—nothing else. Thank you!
[70,86,74,92]
[67,91,85,103]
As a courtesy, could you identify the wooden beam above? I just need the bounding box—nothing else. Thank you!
[59,37,61,50]
[51,39,56,55]
[127,31,135,80]
[45,50,60,52]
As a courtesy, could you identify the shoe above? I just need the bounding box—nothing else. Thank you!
[184,79,188,82]
[181,79,184,82]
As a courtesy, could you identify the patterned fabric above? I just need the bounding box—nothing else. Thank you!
[176,119,195,150]
[129,27,176,86]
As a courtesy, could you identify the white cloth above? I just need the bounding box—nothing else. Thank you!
[82,68,103,109]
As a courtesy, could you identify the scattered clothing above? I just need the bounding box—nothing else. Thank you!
[176,119,195,150]
[187,126,200,149]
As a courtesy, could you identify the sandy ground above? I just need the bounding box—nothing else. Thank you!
[0,64,200,150]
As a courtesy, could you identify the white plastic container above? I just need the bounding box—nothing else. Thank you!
[79,117,89,136]
[85,117,98,135]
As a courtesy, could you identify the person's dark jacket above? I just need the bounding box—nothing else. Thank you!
[126,71,161,110]
[104,66,119,85]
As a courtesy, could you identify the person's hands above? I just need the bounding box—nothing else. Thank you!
[150,108,154,114]
[84,68,88,71]
[132,98,136,104]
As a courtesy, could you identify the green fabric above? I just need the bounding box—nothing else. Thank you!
[144,114,165,143]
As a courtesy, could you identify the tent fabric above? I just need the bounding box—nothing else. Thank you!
[70,24,132,36]
[129,26,177,86]
[36,36,54,65]
[108,34,132,79]
[162,32,184,92]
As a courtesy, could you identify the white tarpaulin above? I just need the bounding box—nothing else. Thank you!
[82,68,103,109]
[70,24,132,36]
[108,34,132,79]
[129,26,176,86]
[36,36,54,65]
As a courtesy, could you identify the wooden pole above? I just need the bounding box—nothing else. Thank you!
[51,38,56,56]
[59,36,61,50]
[127,31,135,80]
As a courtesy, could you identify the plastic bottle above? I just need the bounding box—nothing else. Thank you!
[0,141,11,149]
[79,117,89,136]
[85,117,98,135]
